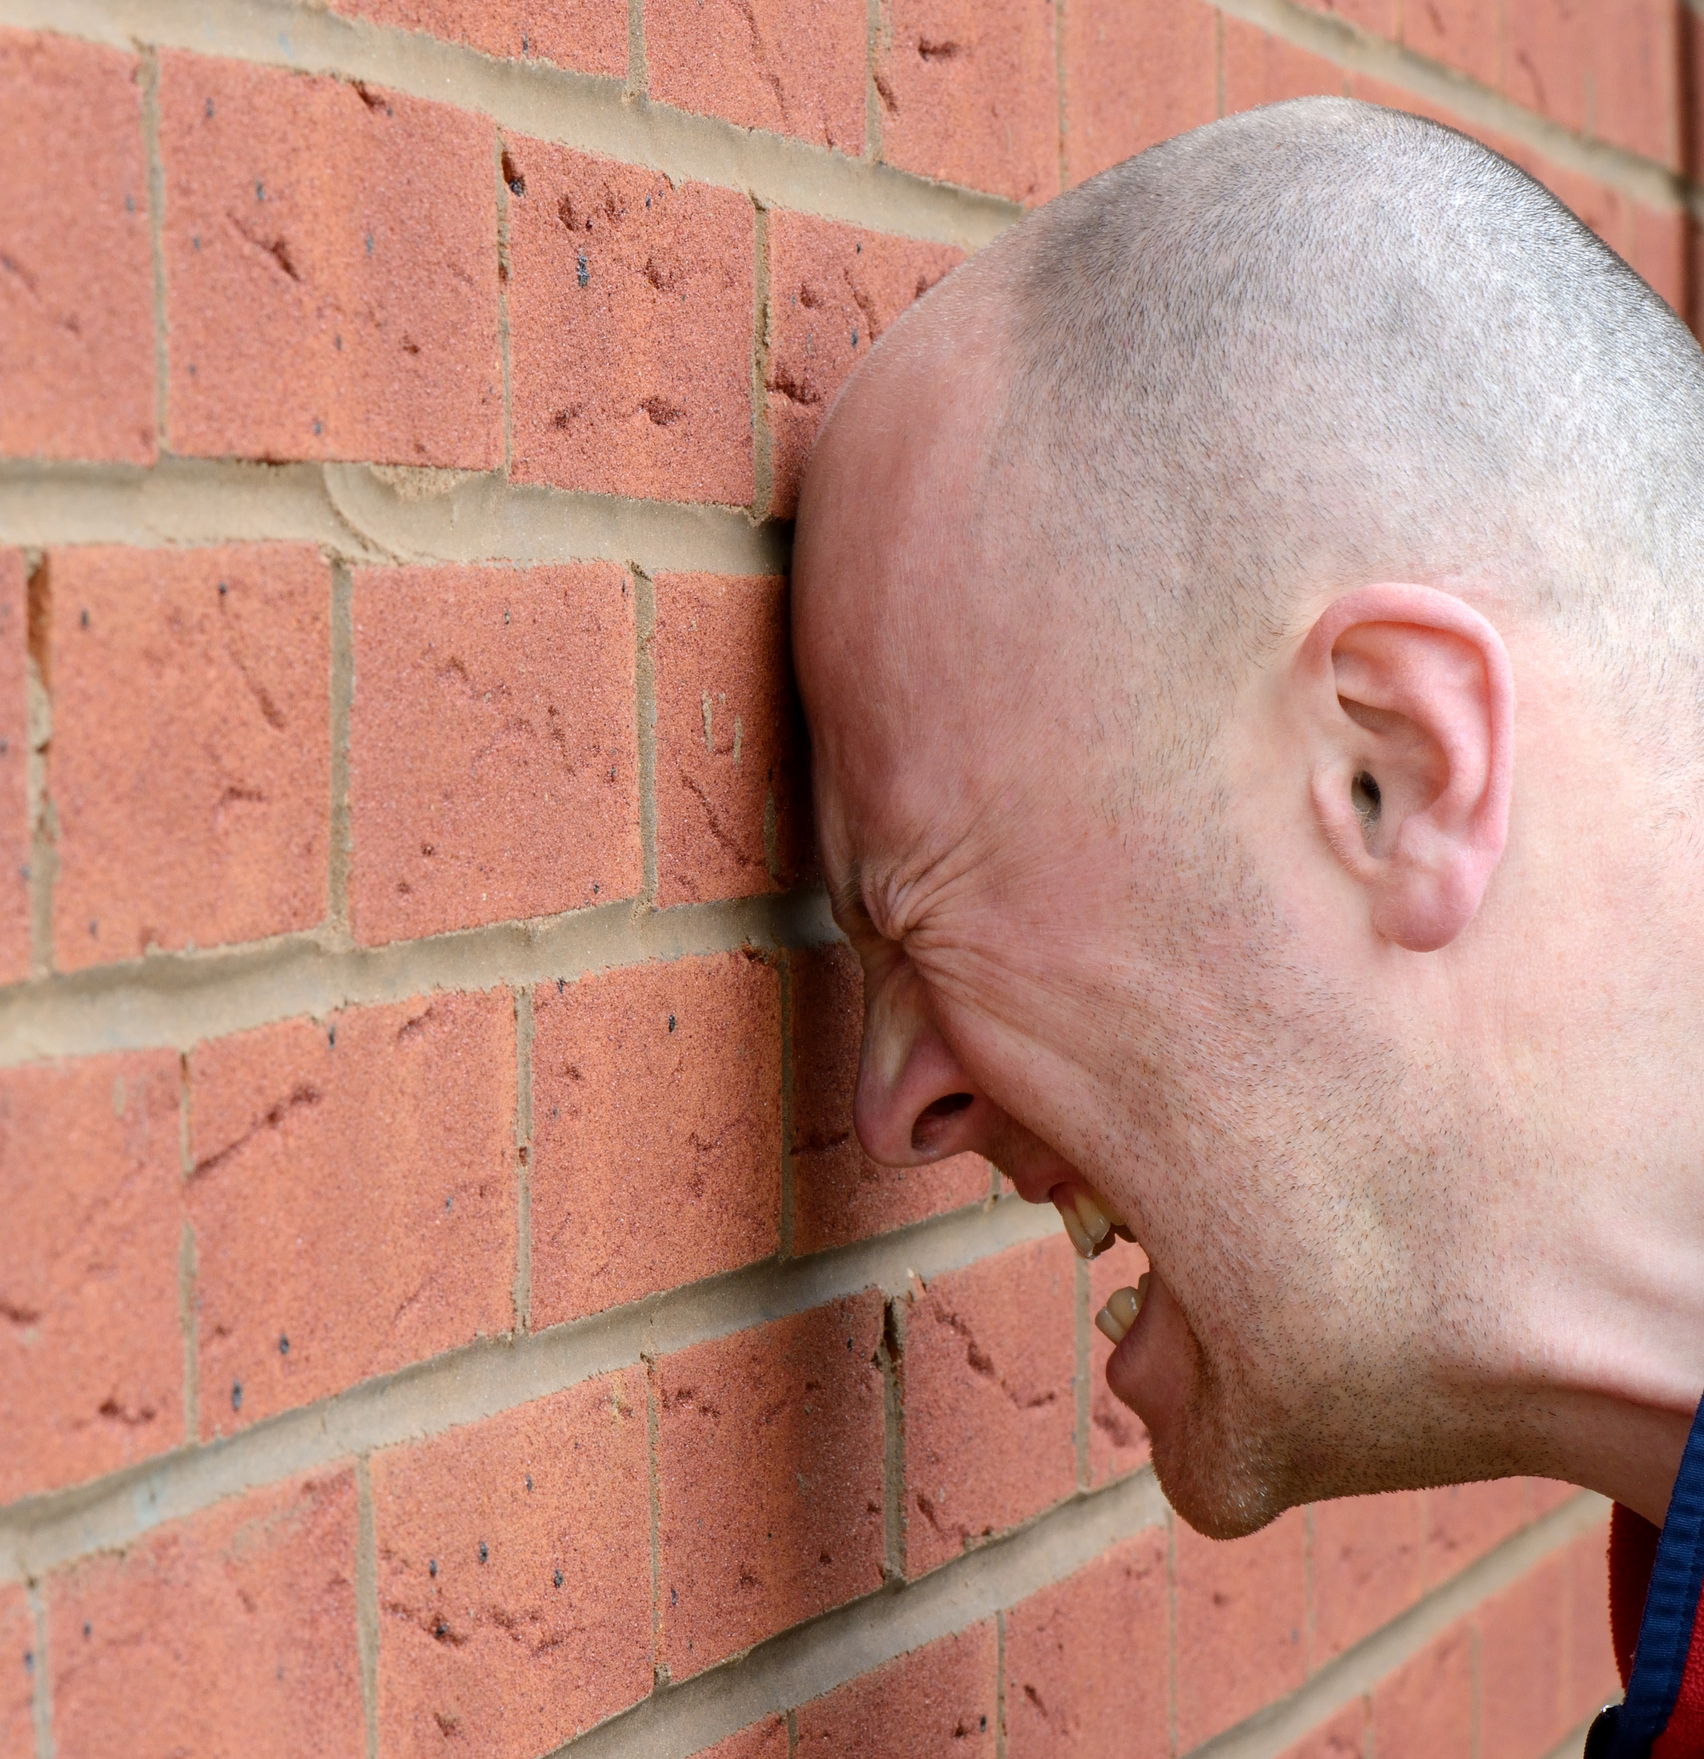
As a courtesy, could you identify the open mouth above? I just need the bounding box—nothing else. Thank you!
[1050,1180,1149,1348]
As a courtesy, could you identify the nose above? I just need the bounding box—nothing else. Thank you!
[852,962,992,1165]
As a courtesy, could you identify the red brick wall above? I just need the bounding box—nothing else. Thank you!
[0,1,1669,1754]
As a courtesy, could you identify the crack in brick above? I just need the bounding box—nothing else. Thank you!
[680,772,755,865]
[191,1083,324,1180]
[0,1297,43,1326]
[768,363,822,407]
[226,213,302,283]
[917,37,962,61]
[639,395,685,427]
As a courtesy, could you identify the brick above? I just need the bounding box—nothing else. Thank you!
[655,1294,886,1676]
[1590,0,1679,167]
[328,0,626,74]
[1,1584,35,1759]
[1277,1703,1366,1759]
[797,1625,996,1755]
[1222,22,1349,111]
[1294,0,1398,35]
[47,544,330,970]
[372,1371,652,1757]
[49,1472,362,1759]
[507,140,755,503]
[1529,1476,1580,1516]
[1478,1553,1569,1759]
[1425,1478,1529,1586]
[1060,0,1217,187]
[1629,204,1691,323]
[900,1236,1077,1576]
[651,572,809,905]
[0,551,27,982]
[1003,1533,1169,1759]
[1504,0,1591,135]
[530,952,781,1324]
[0,1051,182,1503]
[349,562,641,944]
[187,992,516,1436]
[1174,1509,1307,1749]
[693,1720,790,1759]
[1402,0,1499,86]
[1311,1490,1427,1663]
[765,213,962,517]
[645,0,865,150]
[1086,1244,1150,1485]
[1369,1622,1471,1759]
[1563,1524,1618,1727]
[873,0,1059,206]
[0,30,154,465]
[789,942,989,1254]
[159,55,501,467]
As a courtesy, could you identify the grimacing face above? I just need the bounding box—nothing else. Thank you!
[791,345,1523,1542]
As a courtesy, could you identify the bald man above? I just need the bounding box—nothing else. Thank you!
[792,100,1704,1755]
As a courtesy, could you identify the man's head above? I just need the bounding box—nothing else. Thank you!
[793,99,1704,1538]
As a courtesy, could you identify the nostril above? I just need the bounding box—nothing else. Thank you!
[911,1091,973,1151]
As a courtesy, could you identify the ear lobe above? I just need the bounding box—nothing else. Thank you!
[1302,585,1514,953]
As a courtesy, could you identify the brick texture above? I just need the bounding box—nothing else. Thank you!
[0,1051,183,1503]
[507,140,755,504]
[901,1236,1077,1576]
[873,0,1059,205]
[1173,1509,1308,1749]
[0,1584,31,1759]
[1087,1245,1151,1485]
[1402,0,1499,87]
[1279,1703,1368,1759]
[0,551,27,983]
[651,572,809,904]
[1478,1552,1571,1759]
[1426,1477,1531,1585]
[0,30,155,465]
[349,561,641,944]
[1222,21,1349,110]
[187,992,517,1435]
[796,1625,997,1755]
[694,1720,791,1759]
[1003,1532,1170,1759]
[1311,1490,1428,1663]
[1060,0,1217,186]
[47,544,330,969]
[1370,1622,1472,1759]
[645,0,865,149]
[49,1472,362,1759]
[530,952,781,1324]
[655,1294,886,1676]
[765,213,962,516]
[328,0,627,74]
[159,56,502,466]
[789,941,990,1254]
[372,1371,652,1757]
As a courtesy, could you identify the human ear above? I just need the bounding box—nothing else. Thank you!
[1299,584,1513,953]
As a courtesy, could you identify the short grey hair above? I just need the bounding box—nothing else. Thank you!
[998,98,1704,760]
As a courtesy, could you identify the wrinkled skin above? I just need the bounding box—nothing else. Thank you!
[792,293,1704,1540]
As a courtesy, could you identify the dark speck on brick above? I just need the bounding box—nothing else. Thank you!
[218,580,227,596]
[445,1195,453,1211]
[82,1623,91,1639]
[125,193,134,212]
[329,1024,336,1047]
[554,1568,563,1587]
[577,251,589,289]
[478,1540,488,1563]
[279,1333,289,1354]
[366,233,375,254]
[205,98,214,118]
[80,607,89,628]
[232,1381,243,1411]
[525,1474,532,1490]
[255,181,264,201]
[668,1014,676,1032]
[312,419,322,435]
[429,1558,437,1576]
[192,235,200,250]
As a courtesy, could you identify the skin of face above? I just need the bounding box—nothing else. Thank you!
[792,290,1704,1541]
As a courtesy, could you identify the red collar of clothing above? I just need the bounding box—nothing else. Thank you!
[1611,1503,1704,1755]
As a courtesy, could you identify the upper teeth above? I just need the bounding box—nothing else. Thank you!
[1056,1185,1123,1259]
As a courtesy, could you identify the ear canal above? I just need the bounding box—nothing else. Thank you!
[1351,771,1382,829]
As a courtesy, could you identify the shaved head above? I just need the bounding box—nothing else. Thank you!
[794,100,1704,1540]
